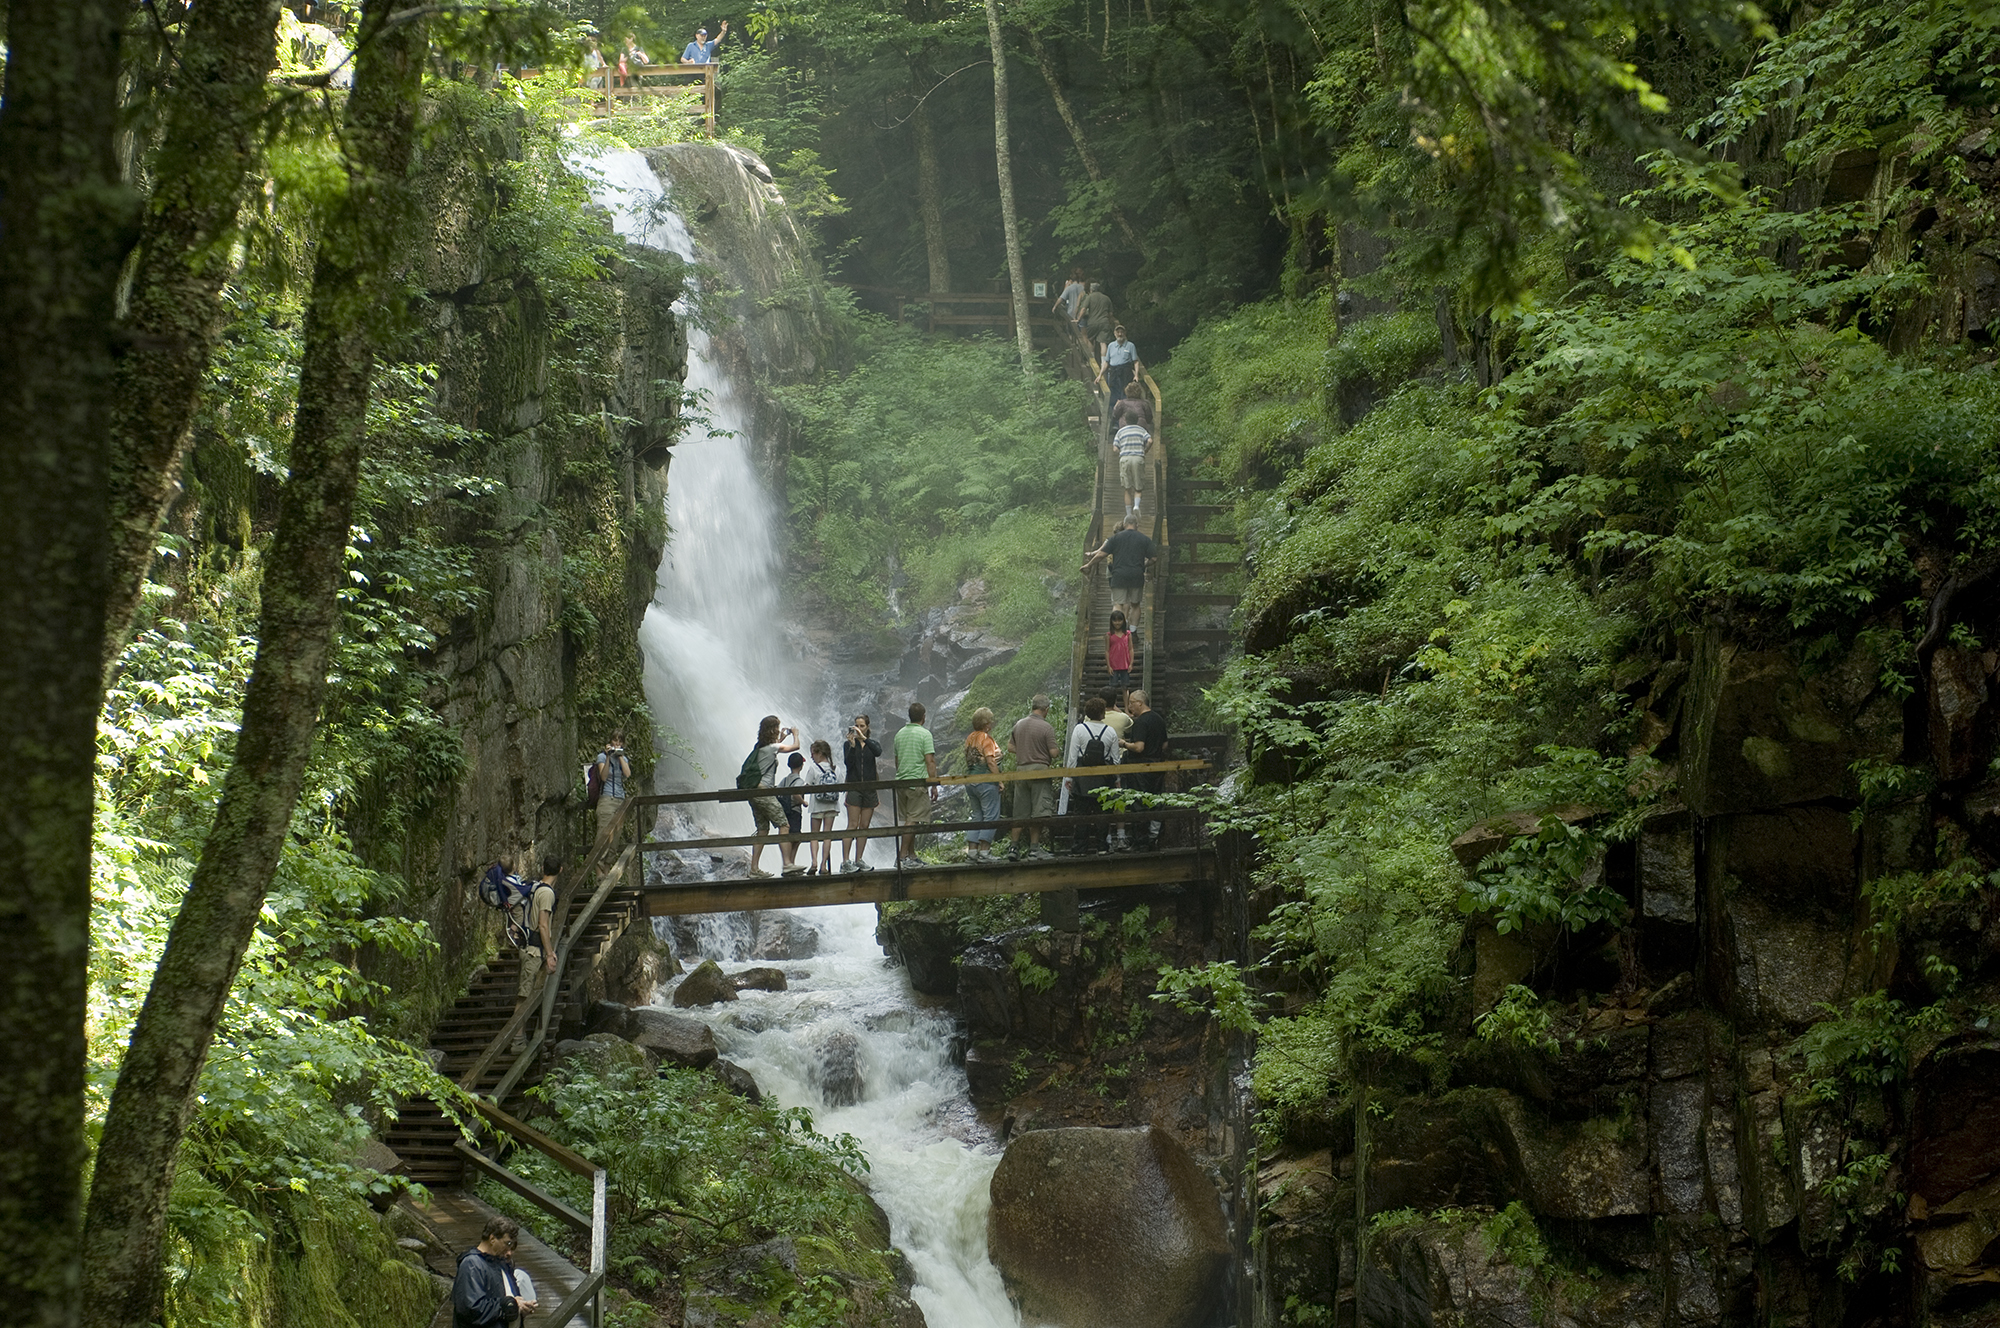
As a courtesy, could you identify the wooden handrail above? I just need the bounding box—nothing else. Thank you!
[543,1270,606,1328]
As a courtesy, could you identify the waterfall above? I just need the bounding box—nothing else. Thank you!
[571,146,1028,1328]
[572,146,803,827]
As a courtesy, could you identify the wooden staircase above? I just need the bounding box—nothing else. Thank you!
[384,882,649,1188]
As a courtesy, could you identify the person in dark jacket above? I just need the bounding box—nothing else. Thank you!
[453,1215,533,1326]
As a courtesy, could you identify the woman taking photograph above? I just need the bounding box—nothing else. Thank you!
[840,715,882,871]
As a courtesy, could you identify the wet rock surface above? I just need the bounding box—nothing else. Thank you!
[875,912,962,996]
[673,959,741,1008]
[987,1126,1229,1328]
[729,966,788,992]
[623,1007,719,1069]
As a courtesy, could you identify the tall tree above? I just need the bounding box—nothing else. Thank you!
[80,2,432,1322]
[0,2,138,1323]
[983,0,1034,371]
[911,94,954,293]
[1023,28,1148,257]
[102,0,285,673]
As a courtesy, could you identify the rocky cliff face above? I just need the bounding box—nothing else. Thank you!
[362,118,685,1022]
[1253,629,2000,1327]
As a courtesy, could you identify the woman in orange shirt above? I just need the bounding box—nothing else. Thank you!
[962,707,1004,861]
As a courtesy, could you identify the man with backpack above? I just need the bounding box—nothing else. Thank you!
[1062,696,1121,855]
[738,715,799,878]
[512,858,559,1051]
[592,730,632,838]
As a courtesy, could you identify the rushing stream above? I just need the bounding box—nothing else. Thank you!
[572,145,1028,1327]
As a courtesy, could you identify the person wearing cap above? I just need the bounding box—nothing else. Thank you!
[1005,695,1059,860]
[682,21,727,63]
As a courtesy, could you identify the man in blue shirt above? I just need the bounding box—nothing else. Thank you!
[681,21,728,62]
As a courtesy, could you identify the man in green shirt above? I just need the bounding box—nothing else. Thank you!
[892,701,939,868]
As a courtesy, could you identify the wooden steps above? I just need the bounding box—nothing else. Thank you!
[382,886,648,1188]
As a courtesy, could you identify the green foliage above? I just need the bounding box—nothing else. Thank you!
[1010,948,1059,994]
[1153,961,1262,1035]
[1796,991,1956,1103]
[1475,985,1558,1053]
[1459,814,1626,935]
[777,315,1091,629]
[493,1062,903,1320]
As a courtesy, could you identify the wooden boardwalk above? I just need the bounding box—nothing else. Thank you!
[406,1188,588,1328]
[641,846,1210,915]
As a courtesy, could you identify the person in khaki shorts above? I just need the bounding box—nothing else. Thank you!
[1006,695,1059,860]
[892,701,939,868]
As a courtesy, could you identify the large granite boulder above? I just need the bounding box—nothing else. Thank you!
[551,1032,658,1078]
[627,1008,718,1069]
[674,959,740,1008]
[810,1028,864,1108]
[730,966,788,992]
[876,911,963,996]
[987,1126,1227,1328]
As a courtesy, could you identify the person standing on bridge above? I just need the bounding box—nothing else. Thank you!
[961,707,1004,861]
[682,21,727,62]
[1063,696,1122,855]
[1103,326,1142,399]
[745,715,798,878]
[841,714,881,872]
[1005,695,1058,861]
[893,702,940,869]
[1121,690,1171,848]
[1081,514,1157,625]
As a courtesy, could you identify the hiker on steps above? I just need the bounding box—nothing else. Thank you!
[511,858,558,1052]
[1103,325,1142,399]
[1081,514,1158,625]
[593,730,631,838]
[453,1214,535,1327]
[740,715,798,878]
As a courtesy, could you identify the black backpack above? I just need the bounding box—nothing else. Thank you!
[1078,723,1111,768]
[736,744,765,790]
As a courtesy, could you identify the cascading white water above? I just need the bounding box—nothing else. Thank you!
[571,146,804,822]
[672,908,1024,1327]
[571,146,1027,1327]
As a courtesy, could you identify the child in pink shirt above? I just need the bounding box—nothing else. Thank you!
[1106,609,1134,692]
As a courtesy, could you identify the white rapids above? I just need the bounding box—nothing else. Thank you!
[570,145,1029,1327]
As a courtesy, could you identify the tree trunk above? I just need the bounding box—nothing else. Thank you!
[0,2,137,1322]
[911,90,953,293]
[1024,29,1147,257]
[102,0,285,675]
[80,4,430,1323]
[983,0,1034,373]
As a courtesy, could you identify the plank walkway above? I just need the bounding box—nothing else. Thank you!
[405,1188,589,1328]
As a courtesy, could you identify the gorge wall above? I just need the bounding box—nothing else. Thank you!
[1246,628,2000,1326]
